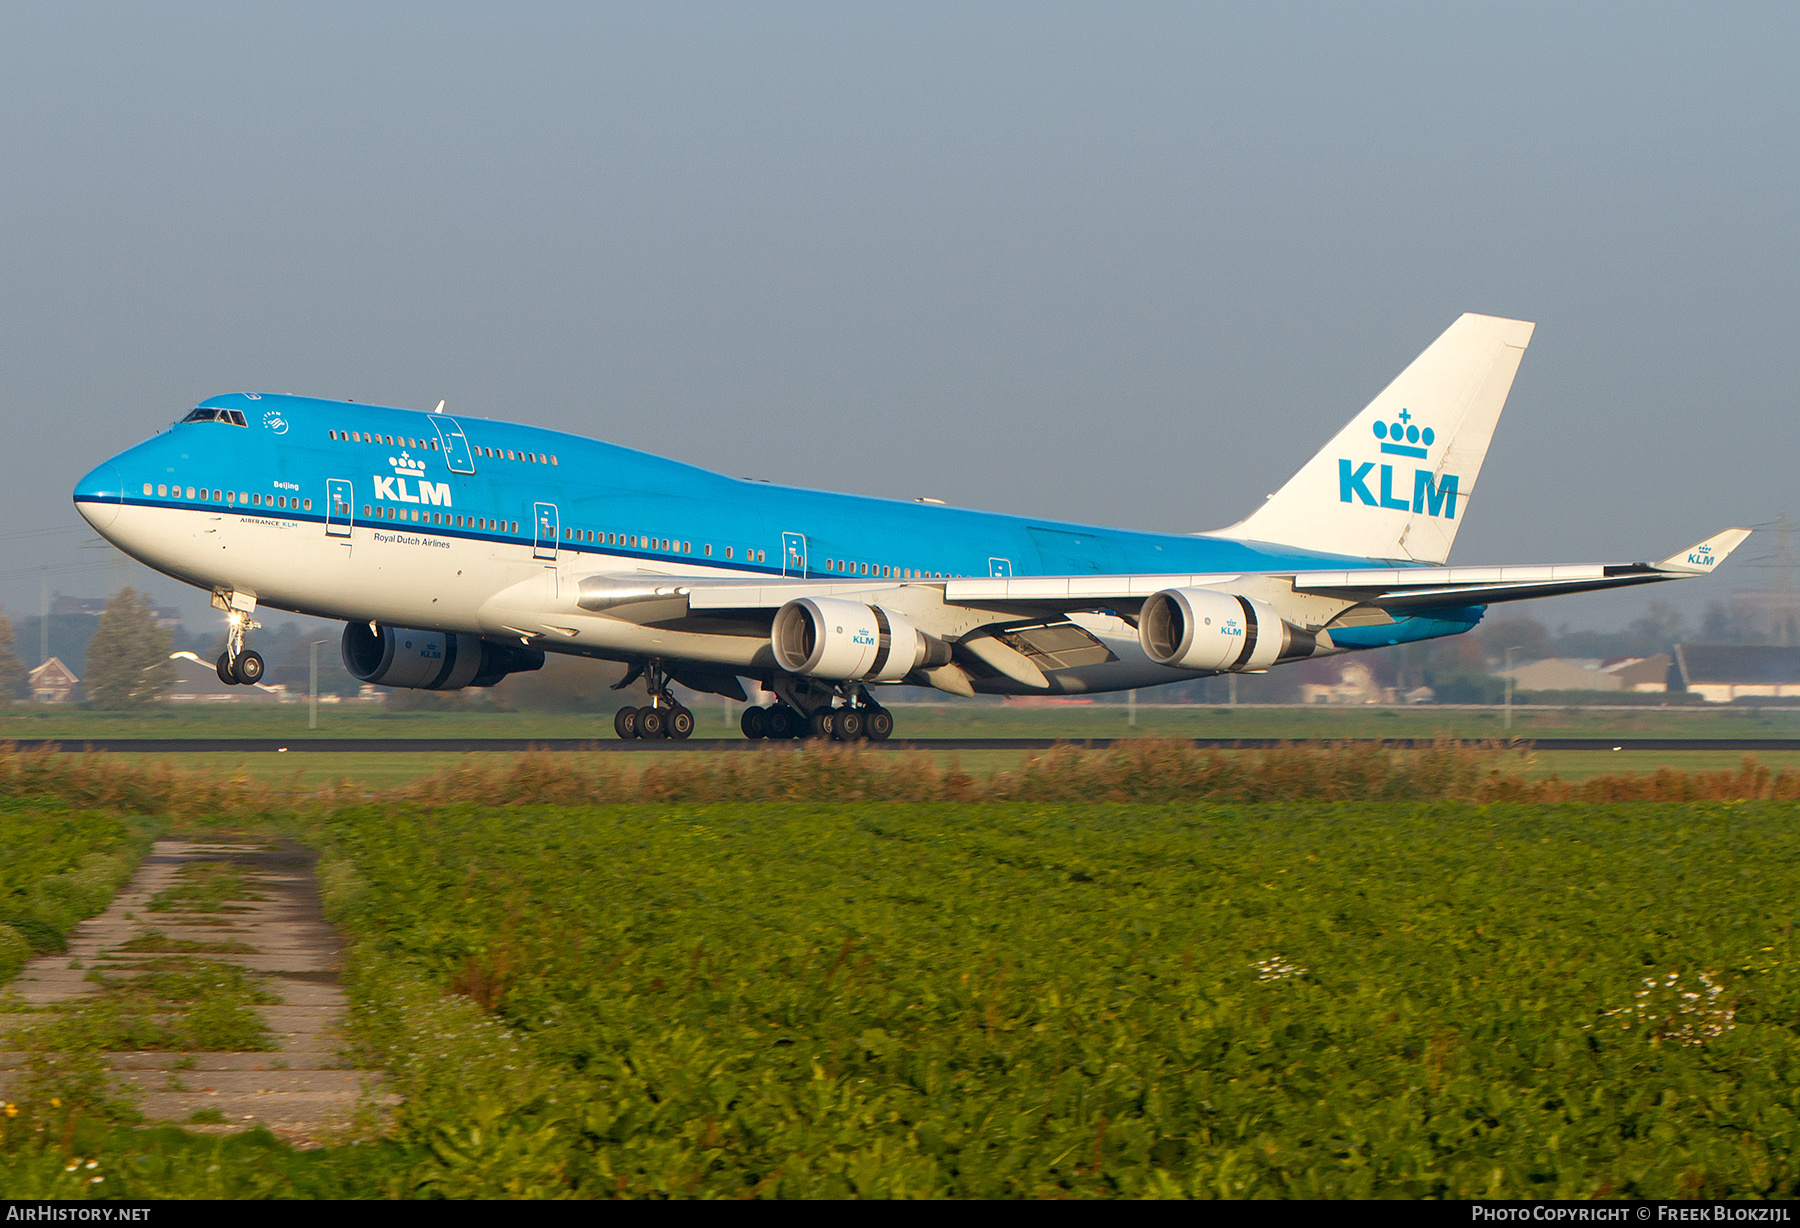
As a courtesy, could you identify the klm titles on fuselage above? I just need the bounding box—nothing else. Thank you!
[372,451,453,508]
[1338,411,1459,519]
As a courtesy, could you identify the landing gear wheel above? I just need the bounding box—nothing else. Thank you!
[638,706,666,739]
[741,706,769,739]
[217,652,237,686]
[833,709,863,740]
[615,707,640,739]
[667,706,695,740]
[864,706,893,742]
[232,650,265,686]
[765,705,796,740]
[809,710,835,740]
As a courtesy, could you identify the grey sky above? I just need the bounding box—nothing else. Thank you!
[3,3,1794,638]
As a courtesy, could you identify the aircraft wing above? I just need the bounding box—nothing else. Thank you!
[671,528,1751,621]
[539,528,1748,698]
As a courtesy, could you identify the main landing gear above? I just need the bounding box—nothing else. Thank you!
[740,680,894,742]
[213,601,264,687]
[611,658,695,741]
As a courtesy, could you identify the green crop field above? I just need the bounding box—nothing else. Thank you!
[0,802,148,977]
[5,741,1800,1199]
[305,797,1798,1197]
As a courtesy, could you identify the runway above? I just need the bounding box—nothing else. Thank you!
[12,737,1800,754]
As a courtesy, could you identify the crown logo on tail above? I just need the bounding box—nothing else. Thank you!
[1373,408,1434,458]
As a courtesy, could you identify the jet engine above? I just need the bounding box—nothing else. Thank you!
[1138,588,1316,673]
[771,597,951,682]
[341,623,545,690]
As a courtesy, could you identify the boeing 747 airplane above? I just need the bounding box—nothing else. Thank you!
[72,313,1746,739]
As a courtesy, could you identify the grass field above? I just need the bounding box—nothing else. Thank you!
[88,746,1800,789]
[6,699,1800,744]
[5,747,1800,1198]
[308,798,1800,1197]
[0,801,149,974]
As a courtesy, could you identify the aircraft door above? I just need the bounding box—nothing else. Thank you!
[782,532,807,577]
[989,557,1013,577]
[431,416,477,474]
[325,480,353,537]
[534,502,559,560]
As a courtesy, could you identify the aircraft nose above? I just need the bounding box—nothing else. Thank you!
[73,462,124,530]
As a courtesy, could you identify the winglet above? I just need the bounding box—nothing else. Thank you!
[1656,528,1752,574]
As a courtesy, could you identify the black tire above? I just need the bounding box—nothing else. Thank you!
[834,709,863,740]
[233,650,265,686]
[638,706,666,739]
[864,706,893,742]
[741,706,768,739]
[808,710,834,739]
[765,705,795,740]
[668,706,695,740]
[614,706,639,739]
[217,653,237,686]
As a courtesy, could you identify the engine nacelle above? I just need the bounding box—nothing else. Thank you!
[771,597,950,682]
[1138,588,1316,673]
[341,623,546,690]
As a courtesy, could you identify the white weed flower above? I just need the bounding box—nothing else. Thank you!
[1590,969,1737,1047]
[1252,956,1306,983]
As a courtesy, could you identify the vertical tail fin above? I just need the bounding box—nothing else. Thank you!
[1206,313,1535,564]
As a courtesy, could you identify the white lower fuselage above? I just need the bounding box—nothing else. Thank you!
[99,501,1180,695]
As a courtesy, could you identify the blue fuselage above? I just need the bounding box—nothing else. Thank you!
[73,393,1481,667]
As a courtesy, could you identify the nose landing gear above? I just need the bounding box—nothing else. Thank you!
[212,596,264,687]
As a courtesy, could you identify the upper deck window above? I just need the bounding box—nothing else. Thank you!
[181,407,248,427]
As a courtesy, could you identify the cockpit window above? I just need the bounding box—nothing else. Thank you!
[181,407,248,426]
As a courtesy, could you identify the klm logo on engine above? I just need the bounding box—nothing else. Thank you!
[853,627,876,646]
[1220,618,1244,638]
[1337,409,1459,519]
[374,451,453,508]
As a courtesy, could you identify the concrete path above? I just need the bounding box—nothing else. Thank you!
[0,839,394,1146]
